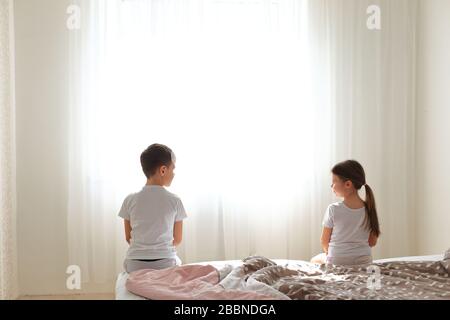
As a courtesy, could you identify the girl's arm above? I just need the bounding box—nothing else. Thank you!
[173,221,183,246]
[124,219,132,244]
[369,232,378,247]
[321,227,333,254]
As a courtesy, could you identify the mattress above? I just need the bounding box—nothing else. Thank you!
[115,255,443,300]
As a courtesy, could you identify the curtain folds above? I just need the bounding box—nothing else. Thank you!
[67,0,418,285]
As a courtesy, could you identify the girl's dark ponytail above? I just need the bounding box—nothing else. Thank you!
[332,160,381,237]
[364,184,380,237]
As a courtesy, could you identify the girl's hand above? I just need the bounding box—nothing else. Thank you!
[369,232,378,247]
[310,253,327,264]
[321,227,332,253]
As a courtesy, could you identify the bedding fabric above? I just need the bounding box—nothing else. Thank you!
[125,263,287,300]
[253,257,450,300]
[120,251,450,300]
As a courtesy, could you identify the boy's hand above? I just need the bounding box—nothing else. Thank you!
[124,219,132,244]
[173,221,183,246]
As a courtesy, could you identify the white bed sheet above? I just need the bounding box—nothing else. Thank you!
[115,255,443,300]
[373,254,442,263]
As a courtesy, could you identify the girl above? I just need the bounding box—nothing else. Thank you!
[311,160,381,266]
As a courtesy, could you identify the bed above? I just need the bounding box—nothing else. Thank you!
[115,259,310,300]
[115,254,447,300]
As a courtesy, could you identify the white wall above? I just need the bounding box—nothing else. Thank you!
[416,0,450,255]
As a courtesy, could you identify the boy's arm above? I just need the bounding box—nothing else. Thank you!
[321,227,333,255]
[124,219,132,244]
[173,221,183,246]
[369,232,378,247]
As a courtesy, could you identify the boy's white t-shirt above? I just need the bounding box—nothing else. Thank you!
[322,202,371,258]
[118,185,187,260]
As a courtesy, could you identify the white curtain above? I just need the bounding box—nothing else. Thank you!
[0,0,18,300]
[67,0,417,285]
[312,0,418,259]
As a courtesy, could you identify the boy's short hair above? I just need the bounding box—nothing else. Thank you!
[140,144,174,178]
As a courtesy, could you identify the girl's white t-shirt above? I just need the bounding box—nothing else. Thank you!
[118,185,187,260]
[322,202,371,258]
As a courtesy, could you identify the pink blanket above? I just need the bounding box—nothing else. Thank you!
[126,265,275,300]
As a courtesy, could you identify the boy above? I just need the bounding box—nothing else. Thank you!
[118,144,187,273]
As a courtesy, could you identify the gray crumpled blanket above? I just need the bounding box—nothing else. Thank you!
[239,251,450,300]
